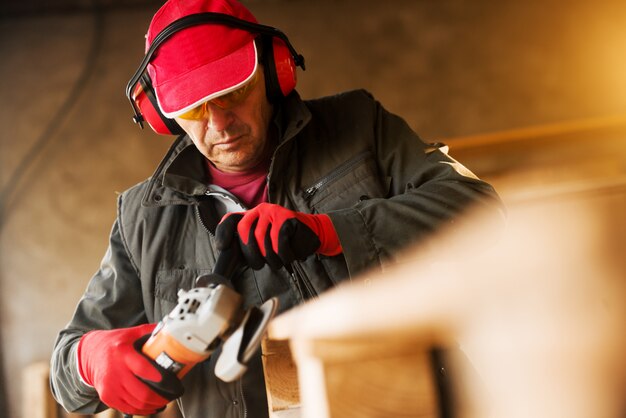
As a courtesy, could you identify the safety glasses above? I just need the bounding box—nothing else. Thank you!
[178,71,260,120]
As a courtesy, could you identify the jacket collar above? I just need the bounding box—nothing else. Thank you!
[141,91,311,207]
[274,90,312,145]
[141,136,208,207]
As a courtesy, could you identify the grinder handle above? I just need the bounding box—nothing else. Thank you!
[213,235,241,279]
[197,231,242,287]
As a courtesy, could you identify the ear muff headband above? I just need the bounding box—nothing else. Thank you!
[126,12,305,135]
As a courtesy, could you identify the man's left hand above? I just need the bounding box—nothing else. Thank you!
[216,203,342,270]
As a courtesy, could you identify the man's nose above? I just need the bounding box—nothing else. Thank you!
[205,102,234,131]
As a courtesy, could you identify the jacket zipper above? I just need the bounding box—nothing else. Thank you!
[197,201,248,417]
[303,150,370,199]
[195,204,223,274]
[194,204,215,236]
[292,261,317,298]
[239,377,248,418]
[284,264,306,302]
[279,182,316,301]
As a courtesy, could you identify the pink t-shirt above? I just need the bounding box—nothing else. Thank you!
[207,161,269,208]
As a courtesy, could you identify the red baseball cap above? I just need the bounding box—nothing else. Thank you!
[145,0,259,118]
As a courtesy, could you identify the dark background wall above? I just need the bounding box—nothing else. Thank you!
[1,1,626,416]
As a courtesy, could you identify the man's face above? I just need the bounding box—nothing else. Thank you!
[175,66,274,173]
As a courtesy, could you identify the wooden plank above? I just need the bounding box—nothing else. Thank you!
[22,362,57,418]
[444,113,626,150]
[261,338,301,416]
[288,341,328,418]
[276,335,441,418]
[93,410,118,418]
[272,410,302,418]
[268,187,626,418]
[440,113,626,201]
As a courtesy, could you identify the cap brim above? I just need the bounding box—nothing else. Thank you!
[153,41,258,118]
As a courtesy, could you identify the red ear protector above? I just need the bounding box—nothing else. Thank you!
[126,12,305,136]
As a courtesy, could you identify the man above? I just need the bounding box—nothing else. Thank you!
[50,0,502,417]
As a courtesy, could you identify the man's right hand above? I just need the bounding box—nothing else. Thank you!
[77,323,178,416]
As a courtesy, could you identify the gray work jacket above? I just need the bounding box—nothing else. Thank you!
[50,90,501,418]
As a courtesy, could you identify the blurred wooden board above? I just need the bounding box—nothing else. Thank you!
[266,175,626,418]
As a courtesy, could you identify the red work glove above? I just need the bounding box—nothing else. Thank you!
[216,203,342,271]
[77,323,181,416]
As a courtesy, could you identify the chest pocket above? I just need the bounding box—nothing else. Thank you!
[153,268,211,320]
[304,151,390,213]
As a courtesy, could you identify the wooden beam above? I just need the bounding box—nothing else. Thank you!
[22,362,57,418]
[300,338,438,418]
[444,113,626,150]
[261,338,301,417]
[440,113,626,201]
[266,185,626,418]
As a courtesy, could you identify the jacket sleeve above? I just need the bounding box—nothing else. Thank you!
[327,92,505,277]
[49,215,148,414]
